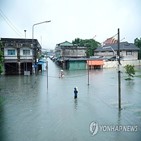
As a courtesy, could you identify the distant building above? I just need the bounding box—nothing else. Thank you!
[55,41,86,58]
[94,42,140,61]
[1,38,41,75]
[55,41,87,69]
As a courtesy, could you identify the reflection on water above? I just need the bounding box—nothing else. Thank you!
[74,99,78,110]
[125,79,135,87]
[0,60,141,141]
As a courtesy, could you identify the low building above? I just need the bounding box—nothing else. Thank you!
[1,38,41,75]
[94,42,140,61]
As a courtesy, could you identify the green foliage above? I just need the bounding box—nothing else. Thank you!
[72,38,100,57]
[124,64,135,80]
[134,37,141,59]
[0,65,3,75]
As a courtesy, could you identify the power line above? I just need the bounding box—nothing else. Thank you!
[0,9,23,37]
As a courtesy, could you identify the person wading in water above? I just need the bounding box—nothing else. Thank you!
[74,87,78,99]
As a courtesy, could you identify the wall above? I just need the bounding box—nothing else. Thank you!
[64,49,86,57]
[95,50,138,60]
[122,51,138,60]
[103,60,141,68]
[20,48,33,60]
[95,51,114,56]
[4,48,17,60]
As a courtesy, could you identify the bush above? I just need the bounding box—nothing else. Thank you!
[124,64,135,80]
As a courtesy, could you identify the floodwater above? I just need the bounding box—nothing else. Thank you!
[0,59,141,141]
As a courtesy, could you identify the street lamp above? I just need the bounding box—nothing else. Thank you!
[32,20,51,75]
[32,20,51,40]
[24,30,26,38]
[24,30,28,75]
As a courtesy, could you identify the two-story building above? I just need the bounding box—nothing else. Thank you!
[1,38,41,75]
[55,41,87,69]
[55,41,86,58]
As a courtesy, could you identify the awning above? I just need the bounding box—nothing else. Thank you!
[87,60,104,66]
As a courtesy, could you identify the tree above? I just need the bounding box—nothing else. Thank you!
[124,64,135,80]
[72,38,100,57]
[0,41,3,75]
[134,37,141,59]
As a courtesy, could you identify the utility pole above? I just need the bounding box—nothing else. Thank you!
[88,58,90,85]
[117,28,121,110]
[46,60,48,89]
[87,49,90,86]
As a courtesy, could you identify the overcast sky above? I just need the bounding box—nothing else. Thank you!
[0,0,141,49]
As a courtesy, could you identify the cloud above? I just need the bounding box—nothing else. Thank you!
[0,0,141,48]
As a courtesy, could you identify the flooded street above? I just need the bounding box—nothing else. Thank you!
[0,59,141,141]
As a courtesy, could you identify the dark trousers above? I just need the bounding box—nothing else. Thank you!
[74,93,77,99]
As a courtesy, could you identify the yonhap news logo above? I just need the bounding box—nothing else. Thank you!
[89,121,138,136]
[89,122,99,136]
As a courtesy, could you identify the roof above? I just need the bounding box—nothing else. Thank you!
[56,41,73,47]
[95,42,140,52]
[103,37,117,45]
[0,38,41,48]
[57,57,104,62]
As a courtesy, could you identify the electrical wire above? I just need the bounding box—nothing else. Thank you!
[0,9,23,37]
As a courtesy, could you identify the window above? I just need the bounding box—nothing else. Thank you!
[126,51,132,55]
[8,49,15,55]
[23,49,30,55]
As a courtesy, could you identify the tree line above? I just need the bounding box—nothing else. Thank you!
[72,38,101,57]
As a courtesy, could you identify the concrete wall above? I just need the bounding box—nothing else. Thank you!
[63,49,86,57]
[103,60,141,68]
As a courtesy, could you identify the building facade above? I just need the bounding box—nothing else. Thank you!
[94,42,140,61]
[55,41,86,58]
[1,38,41,75]
[55,41,87,69]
